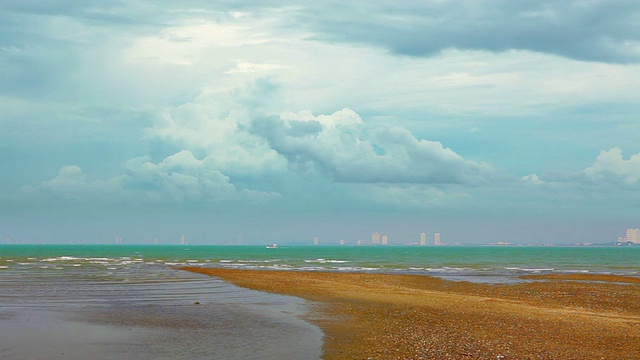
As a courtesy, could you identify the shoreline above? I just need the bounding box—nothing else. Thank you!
[180,268,640,359]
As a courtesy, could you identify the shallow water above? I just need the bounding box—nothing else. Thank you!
[0,264,323,360]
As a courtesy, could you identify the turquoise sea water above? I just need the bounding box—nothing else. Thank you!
[1,244,638,279]
[1,245,638,359]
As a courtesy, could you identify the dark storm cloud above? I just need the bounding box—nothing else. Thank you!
[296,0,640,63]
[5,1,637,63]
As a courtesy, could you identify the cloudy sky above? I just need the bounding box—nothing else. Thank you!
[1,1,639,245]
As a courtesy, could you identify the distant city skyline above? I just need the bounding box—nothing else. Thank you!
[621,228,640,244]
[434,233,442,246]
[420,233,427,246]
[4,226,637,247]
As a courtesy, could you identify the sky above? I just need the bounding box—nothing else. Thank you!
[1,0,639,245]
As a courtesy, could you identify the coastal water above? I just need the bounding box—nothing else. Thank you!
[0,245,330,360]
[1,244,638,359]
[2,245,638,277]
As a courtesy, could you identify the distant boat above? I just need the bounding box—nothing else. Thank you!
[265,244,278,249]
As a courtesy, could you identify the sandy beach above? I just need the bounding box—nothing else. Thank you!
[181,268,640,359]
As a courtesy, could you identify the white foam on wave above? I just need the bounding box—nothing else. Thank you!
[89,261,111,265]
[425,267,470,273]
[505,267,554,272]
[304,259,326,263]
[271,264,292,268]
[335,266,379,271]
[305,258,348,264]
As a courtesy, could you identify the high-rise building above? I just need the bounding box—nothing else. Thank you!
[180,234,187,245]
[372,232,381,245]
[339,239,346,245]
[626,228,640,243]
[420,232,427,246]
[115,236,122,244]
[313,236,319,246]
[381,234,388,245]
[434,233,441,246]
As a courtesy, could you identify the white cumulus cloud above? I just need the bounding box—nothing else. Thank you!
[252,108,505,184]
[583,147,640,185]
[521,174,544,185]
[19,151,279,206]
[147,84,287,178]
[520,147,640,190]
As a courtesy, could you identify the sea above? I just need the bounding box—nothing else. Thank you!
[1,244,638,359]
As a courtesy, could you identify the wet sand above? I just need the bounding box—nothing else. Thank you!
[0,269,323,360]
[181,268,640,359]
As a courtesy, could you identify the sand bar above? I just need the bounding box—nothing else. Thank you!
[180,268,640,359]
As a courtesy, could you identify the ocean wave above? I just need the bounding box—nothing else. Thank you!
[304,258,349,264]
[425,267,473,273]
[335,266,380,271]
[44,256,79,261]
[504,267,554,273]
[89,261,112,265]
